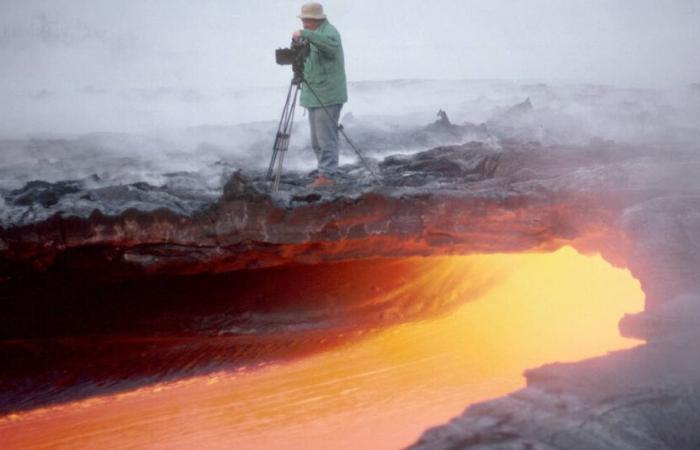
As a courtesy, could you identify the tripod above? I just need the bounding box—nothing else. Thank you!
[267,76,382,192]
[267,75,303,193]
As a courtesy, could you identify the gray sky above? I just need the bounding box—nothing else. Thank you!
[1,0,699,91]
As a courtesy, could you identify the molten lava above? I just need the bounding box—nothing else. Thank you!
[0,247,644,450]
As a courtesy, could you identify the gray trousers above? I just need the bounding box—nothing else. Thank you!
[308,104,343,178]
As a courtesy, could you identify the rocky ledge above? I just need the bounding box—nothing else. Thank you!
[2,138,699,306]
[2,126,700,447]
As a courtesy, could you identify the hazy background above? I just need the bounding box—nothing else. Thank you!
[1,0,699,222]
[1,0,699,135]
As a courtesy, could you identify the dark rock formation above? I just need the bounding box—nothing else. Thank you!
[2,116,700,447]
[0,140,643,283]
[1,138,698,304]
[420,110,490,143]
[7,180,83,208]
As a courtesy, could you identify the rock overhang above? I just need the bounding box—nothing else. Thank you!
[3,132,700,448]
[0,138,697,315]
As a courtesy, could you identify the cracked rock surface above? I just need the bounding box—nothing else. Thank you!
[2,108,700,447]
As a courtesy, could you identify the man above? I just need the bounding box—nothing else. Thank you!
[292,3,347,188]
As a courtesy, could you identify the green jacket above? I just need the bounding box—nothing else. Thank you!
[300,20,347,108]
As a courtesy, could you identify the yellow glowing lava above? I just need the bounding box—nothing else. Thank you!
[0,247,644,450]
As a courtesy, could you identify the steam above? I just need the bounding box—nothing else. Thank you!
[1,80,699,195]
[0,1,699,193]
[2,0,699,133]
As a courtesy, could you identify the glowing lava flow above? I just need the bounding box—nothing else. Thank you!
[0,247,644,450]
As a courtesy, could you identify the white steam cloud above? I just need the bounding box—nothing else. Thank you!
[1,0,699,135]
[0,0,699,202]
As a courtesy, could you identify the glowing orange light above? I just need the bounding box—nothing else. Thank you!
[0,247,644,450]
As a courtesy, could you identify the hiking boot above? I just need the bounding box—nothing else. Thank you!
[308,175,334,188]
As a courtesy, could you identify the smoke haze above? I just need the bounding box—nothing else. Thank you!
[1,0,699,215]
[1,0,699,135]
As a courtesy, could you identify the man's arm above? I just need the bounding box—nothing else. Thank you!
[300,29,339,57]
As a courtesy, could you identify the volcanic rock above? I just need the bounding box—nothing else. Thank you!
[2,114,700,447]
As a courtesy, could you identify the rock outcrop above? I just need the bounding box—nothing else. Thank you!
[0,142,640,283]
[2,117,700,447]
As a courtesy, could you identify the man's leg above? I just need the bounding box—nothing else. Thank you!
[308,107,321,165]
[313,104,342,178]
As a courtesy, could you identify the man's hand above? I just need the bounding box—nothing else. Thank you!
[292,30,302,40]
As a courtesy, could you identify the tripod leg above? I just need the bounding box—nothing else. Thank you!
[273,141,287,192]
[271,83,301,192]
[268,82,296,180]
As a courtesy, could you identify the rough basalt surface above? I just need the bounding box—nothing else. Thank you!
[2,119,700,447]
[4,140,696,296]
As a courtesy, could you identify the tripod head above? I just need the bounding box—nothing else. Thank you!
[275,38,310,85]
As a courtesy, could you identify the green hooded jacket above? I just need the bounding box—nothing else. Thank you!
[300,20,347,108]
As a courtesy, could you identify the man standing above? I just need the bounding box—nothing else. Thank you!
[292,3,347,188]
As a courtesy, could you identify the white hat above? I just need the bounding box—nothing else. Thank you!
[298,3,327,20]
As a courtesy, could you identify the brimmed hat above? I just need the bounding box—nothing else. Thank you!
[298,3,327,20]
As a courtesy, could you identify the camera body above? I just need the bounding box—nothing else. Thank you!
[275,38,310,84]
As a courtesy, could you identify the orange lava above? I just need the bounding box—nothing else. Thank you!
[0,247,644,450]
